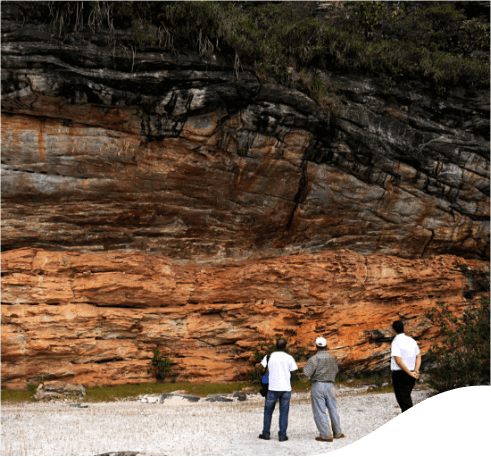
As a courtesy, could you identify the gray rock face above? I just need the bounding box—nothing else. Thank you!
[1,3,488,262]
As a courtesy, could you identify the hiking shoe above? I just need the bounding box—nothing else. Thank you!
[279,437,289,442]
[334,433,346,439]
[315,437,333,442]
[259,434,270,440]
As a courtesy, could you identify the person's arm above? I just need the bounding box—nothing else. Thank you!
[303,357,316,380]
[394,356,419,379]
[414,354,421,376]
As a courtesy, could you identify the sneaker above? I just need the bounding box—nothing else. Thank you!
[259,434,270,440]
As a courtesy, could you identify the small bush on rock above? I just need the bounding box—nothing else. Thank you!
[425,294,490,392]
[147,348,173,383]
[26,382,39,394]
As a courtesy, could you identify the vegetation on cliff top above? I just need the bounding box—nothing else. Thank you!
[18,1,489,95]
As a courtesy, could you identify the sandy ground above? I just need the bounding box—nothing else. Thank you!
[0,389,433,456]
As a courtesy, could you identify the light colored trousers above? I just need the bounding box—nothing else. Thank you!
[310,382,342,439]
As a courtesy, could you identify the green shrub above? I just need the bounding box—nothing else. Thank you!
[26,382,38,394]
[336,373,348,383]
[372,375,385,389]
[425,295,490,393]
[147,348,173,383]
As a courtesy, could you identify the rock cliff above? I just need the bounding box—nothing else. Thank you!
[2,248,489,388]
[1,2,489,387]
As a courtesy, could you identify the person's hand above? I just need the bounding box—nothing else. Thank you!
[411,372,420,380]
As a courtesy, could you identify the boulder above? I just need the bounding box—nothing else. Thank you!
[232,392,247,401]
[241,387,257,395]
[34,381,86,400]
[205,394,234,402]
[140,396,160,403]
[160,393,200,403]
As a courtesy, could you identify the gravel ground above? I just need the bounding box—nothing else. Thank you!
[1,389,433,456]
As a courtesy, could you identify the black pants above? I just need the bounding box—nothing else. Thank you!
[392,370,416,412]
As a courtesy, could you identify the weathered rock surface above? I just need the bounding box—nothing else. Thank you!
[33,380,86,400]
[1,3,489,261]
[205,394,234,402]
[233,392,247,401]
[1,248,488,388]
[0,3,489,388]
[160,393,200,403]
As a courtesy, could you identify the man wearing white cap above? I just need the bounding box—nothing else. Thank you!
[303,337,345,442]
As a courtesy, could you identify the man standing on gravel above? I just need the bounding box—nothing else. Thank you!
[391,320,421,412]
[258,338,298,442]
[303,337,345,442]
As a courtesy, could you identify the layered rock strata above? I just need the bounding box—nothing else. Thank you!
[2,248,488,388]
[1,3,489,261]
[1,3,489,387]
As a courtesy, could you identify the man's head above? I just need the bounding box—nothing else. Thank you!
[315,337,327,350]
[276,338,287,351]
[392,320,404,334]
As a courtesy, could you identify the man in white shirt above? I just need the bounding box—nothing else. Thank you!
[258,338,298,442]
[391,320,421,412]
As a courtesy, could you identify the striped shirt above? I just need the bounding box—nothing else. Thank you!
[303,351,339,382]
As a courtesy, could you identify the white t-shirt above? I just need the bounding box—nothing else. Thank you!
[391,333,420,371]
[261,351,298,392]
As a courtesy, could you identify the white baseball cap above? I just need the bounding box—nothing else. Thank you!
[316,337,327,347]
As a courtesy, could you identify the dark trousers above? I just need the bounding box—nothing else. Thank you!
[262,390,291,439]
[392,370,416,412]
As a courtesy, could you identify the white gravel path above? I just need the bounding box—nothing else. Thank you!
[1,390,433,456]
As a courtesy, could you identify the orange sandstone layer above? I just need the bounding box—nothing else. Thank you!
[1,248,488,389]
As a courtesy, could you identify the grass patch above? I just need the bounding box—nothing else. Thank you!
[291,379,311,391]
[3,376,424,403]
[85,381,255,402]
[1,389,34,403]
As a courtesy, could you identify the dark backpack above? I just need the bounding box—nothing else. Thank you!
[259,354,270,398]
